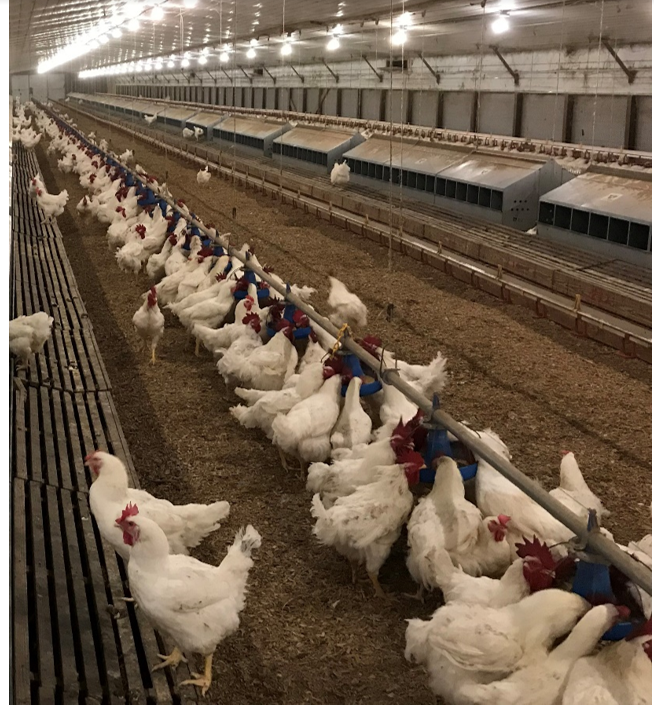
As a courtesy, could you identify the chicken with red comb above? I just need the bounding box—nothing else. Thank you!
[132,286,165,364]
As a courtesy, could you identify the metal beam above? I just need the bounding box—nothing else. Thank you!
[220,67,233,83]
[289,64,304,84]
[206,70,218,84]
[262,66,276,85]
[602,38,637,84]
[237,65,253,84]
[490,45,519,85]
[321,58,339,83]
[418,53,440,84]
[45,101,653,598]
[362,54,383,83]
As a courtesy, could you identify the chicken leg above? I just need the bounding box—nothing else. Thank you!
[152,646,187,671]
[368,570,392,601]
[194,337,201,357]
[150,347,157,365]
[180,653,213,696]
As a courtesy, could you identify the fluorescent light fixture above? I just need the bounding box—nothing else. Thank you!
[391,29,407,45]
[88,39,100,49]
[491,15,510,33]
[327,37,340,50]
[281,42,292,56]
[246,47,256,58]
[336,10,343,16]
[136,64,143,71]
[127,18,140,31]
[198,55,208,64]
[151,5,164,21]
[201,46,209,54]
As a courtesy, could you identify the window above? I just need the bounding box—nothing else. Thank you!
[490,190,503,211]
[571,209,589,234]
[629,222,650,251]
[554,205,572,230]
[436,177,446,196]
[588,213,609,240]
[467,185,479,205]
[479,187,492,208]
[455,182,467,201]
[445,180,456,198]
[608,218,629,245]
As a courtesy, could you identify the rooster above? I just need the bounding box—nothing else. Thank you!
[116,504,260,696]
[9,312,54,370]
[86,451,230,561]
[197,166,212,186]
[132,287,165,364]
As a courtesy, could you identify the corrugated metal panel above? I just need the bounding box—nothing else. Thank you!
[478,93,515,136]
[385,89,409,124]
[278,87,290,111]
[439,156,540,189]
[306,88,319,114]
[571,95,628,149]
[635,96,652,152]
[225,86,234,106]
[442,92,475,131]
[361,89,381,121]
[275,125,358,151]
[253,88,264,109]
[218,115,287,139]
[291,87,304,112]
[411,91,438,128]
[322,88,338,116]
[234,87,243,107]
[541,172,651,224]
[341,88,359,118]
[217,86,225,105]
[243,86,252,109]
[521,94,565,141]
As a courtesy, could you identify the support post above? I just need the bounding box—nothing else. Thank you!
[206,70,219,85]
[263,66,277,85]
[289,64,304,84]
[490,45,519,85]
[418,53,440,84]
[602,38,637,84]
[321,58,339,83]
[362,55,383,83]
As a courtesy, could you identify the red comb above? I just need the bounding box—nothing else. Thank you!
[515,536,556,570]
[497,514,511,527]
[116,503,139,525]
[242,312,261,333]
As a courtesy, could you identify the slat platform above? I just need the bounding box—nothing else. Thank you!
[11,140,198,705]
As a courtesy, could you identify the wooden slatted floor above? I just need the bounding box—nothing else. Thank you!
[10,142,198,705]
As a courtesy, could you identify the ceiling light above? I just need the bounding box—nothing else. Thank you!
[281,42,292,56]
[250,38,258,46]
[246,47,256,59]
[88,39,100,49]
[150,5,164,21]
[220,51,229,62]
[327,37,340,50]
[111,28,122,38]
[252,20,259,25]
[398,11,412,28]
[391,29,407,45]
[124,2,141,18]
[136,64,143,71]
[198,55,208,64]
[332,24,343,35]
[184,0,198,7]
[181,58,190,67]
[167,59,175,68]
[336,10,343,16]
[127,18,140,31]
[155,60,163,69]
[491,14,510,33]
[99,35,109,44]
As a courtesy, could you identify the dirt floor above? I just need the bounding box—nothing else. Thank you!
[35,106,652,705]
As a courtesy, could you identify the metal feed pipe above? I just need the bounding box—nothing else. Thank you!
[43,102,653,597]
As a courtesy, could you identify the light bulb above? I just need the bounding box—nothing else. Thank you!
[332,24,343,35]
[99,35,109,44]
[198,55,207,64]
[202,46,209,54]
[127,18,140,31]
[327,37,340,51]
[155,60,163,70]
[391,29,406,45]
[183,0,197,7]
[491,15,510,33]
[136,64,143,71]
[181,58,190,67]
[150,5,164,21]
[167,59,175,68]
[111,28,122,38]
[124,2,141,18]
[220,51,229,62]
[281,42,292,55]
[398,12,412,28]
[250,38,258,46]
[247,47,256,59]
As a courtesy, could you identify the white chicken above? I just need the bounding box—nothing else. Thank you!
[330,160,350,186]
[197,166,212,186]
[194,126,204,140]
[327,276,367,330]
[35,186,69,223]
[132,287,165,364]
[116,506,260,696]
[406,456,512,593]
[311,444,423,597]
[272,373,343,472]
[562,619,652,705]
[144,115,157,125]
[405,589,590,704]
[330,377,372,450]
[182,127,195,139]
[119,148,134,164]
[458,604,628,705]
[86,451,230,561]
[550,450,609,523]
[19,127,42,150]
[9,312,54,370]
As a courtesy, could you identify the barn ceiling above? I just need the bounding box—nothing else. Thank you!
[9,0,653,75]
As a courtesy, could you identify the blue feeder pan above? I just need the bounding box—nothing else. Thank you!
[338,352,382,397]
[266,303,311,340]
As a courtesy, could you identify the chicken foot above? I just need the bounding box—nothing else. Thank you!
[402,585,425,603]
[150,347,157,365]
[368,570,393,602]
[152,646,187,671]
[180,653,213,696]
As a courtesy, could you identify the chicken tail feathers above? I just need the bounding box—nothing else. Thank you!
[233,525,262,556]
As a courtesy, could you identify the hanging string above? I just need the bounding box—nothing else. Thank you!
[590,0,606,148]
[397,0,406,259]
[387,8,394,272]
[473,1,487,140]
[551,0,566,142]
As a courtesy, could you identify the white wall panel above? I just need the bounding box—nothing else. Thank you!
[266,87,277,109]
[322,88,338,116]
[291,87,304,112]
[384,89,409,124]
[361,89,381,120]
[306,88,320,113]
[571,95,628,148]
[253,87,264,109]
[634,96,652,152]
[442,92,475,131]
[340,89,359,118]
[234,87,243,107]
[478,93,515,136]
[278,87,290,111]
[411,91,438,127]
[521,94,565,141]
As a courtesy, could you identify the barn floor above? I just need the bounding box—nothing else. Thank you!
[35,111,651,704]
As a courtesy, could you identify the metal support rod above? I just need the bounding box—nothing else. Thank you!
[490,45,520,85]
[46,101,652,597]
[219,67,233,83]
[418,53,440,84]
[262,66,277,85]
[362,55,384,82]
[321,59,340,83]
[237,65,253,84]
[289,64,305,84]
[206,70,218,84]
[602,38,637,84]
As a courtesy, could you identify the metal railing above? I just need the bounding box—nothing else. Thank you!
[42,101,653,596]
